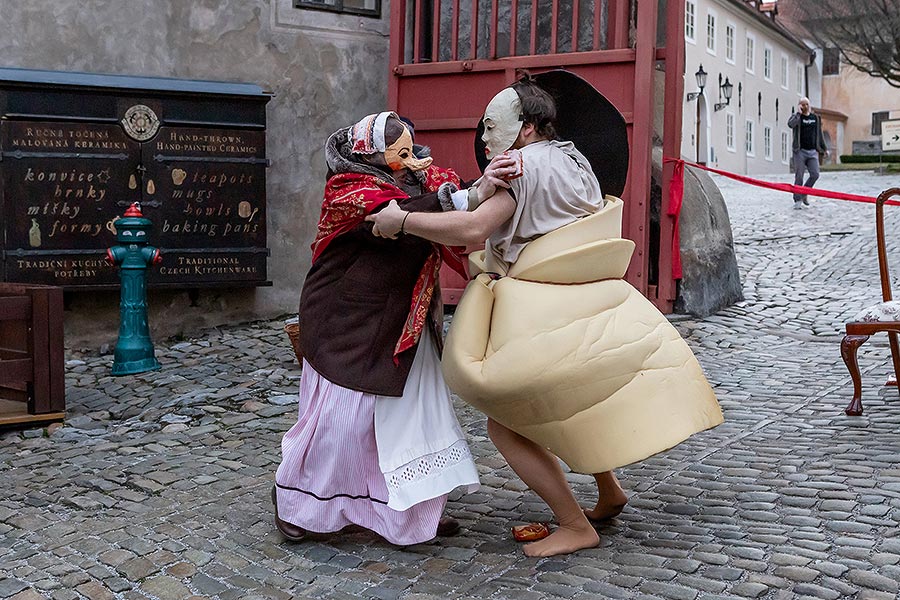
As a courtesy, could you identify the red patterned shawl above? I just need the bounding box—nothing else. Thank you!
[311,165,467,361]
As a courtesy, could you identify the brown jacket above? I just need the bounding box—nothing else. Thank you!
[298,191,446,396]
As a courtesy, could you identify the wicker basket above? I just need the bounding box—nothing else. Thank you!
[284,317,302,365]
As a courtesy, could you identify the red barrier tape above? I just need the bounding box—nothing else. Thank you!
[663,158,898,279]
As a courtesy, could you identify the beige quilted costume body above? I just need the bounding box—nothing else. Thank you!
[442,144,723,474]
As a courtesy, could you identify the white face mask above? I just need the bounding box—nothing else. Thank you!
[482,88,523,159]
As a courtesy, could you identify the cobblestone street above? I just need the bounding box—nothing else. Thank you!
[2,170,900,600]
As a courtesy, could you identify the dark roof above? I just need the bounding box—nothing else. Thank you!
[769,0,816,42]
[0,67,270,97]
[724,0,812,58]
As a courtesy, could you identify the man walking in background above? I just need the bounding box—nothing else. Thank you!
[788,97,828,210]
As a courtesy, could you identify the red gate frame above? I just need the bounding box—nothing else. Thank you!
[388,0,685,313]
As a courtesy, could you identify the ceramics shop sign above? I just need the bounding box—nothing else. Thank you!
[0,68,271,289]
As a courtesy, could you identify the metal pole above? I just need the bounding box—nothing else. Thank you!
[696,100,701,163]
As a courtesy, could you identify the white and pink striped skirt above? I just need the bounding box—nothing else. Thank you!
[275,333,479,546]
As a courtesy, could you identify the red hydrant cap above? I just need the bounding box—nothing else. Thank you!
[123,203,143,217]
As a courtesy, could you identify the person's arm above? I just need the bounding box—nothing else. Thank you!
[817,117,828,155]
[787,111,801,128]
[439,154,517,212]
[367,190,516,246]
[346,190,446,247]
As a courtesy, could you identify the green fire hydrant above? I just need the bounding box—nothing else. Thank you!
[106,202,162,376]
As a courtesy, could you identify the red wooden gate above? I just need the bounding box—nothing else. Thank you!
[388,0,686,312]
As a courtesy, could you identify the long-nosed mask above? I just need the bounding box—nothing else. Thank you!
[384,126,432,172]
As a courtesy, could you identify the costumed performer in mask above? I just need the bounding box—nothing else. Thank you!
[273,112,499,545]
[367,76,723,557]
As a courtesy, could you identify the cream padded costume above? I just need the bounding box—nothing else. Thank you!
[443,197,723,473]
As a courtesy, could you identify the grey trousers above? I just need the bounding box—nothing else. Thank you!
[793,148,820,202]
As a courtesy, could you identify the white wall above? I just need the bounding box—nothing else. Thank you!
[682,0,811,175]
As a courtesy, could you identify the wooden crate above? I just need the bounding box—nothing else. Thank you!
[0,283,65,426]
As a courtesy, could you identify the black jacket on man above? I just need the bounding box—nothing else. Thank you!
[788,110,827,154]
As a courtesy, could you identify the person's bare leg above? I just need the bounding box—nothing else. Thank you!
[487,418,599,557]
[584,471,628,522]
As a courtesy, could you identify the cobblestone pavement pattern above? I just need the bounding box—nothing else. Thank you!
[3,171,900,600]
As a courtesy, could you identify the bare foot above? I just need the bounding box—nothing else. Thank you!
[585,472,628,522]
[584,499,627,522]
[522,524,599,557]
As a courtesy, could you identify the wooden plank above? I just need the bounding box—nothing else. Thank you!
[571,0,580,52]
[0,385,29,403]
[46,287,66,412]
[0,319,28,353]
[657,0,687,310]
[0,348,29,360]
[29,288,51,414]
[470,0,479,60]
[451,0,460,61]
[414,111,635,132]
[510,0,518,55]
[0,398,64,427]
[388,0,406,107]
[608,0,630,50]
[550,0,559,54]
[0,296,31,321]
[394,48,637,76]
[490,0,499,58]
[625,0,658,297]
[413,117,482,130]
[432,0,441,62]
[0,283,29,295]
[529,0,538,55]
[0,358,33,384]
[413,0,423,63]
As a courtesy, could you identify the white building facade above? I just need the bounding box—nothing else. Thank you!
[682,0,812,175]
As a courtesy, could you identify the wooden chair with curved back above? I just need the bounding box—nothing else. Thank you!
[841,187,900,416]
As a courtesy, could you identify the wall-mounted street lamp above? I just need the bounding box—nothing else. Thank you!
[686,65,708,101]
[686,66,709,164]
[714,77,733,111]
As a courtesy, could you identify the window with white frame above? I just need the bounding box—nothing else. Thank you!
[685,1,696,42]
[796,62,804,93]
[781,54,789,88]
[781,131,790,163]
[745,119,754,156]
[746,35,756,73]
[725,24,735,63]
[764,125,772,160]
[295,0,380,17]
[707,12,717,53]
[764,46,773,80]
[726,113,736,151]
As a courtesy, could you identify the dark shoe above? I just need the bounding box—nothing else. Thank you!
[802,197,810,206]
[436,516,461,537]
[271,485,306,542]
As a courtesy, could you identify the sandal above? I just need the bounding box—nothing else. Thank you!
[436,516,461,537]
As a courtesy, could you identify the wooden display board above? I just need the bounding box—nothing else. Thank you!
[0,68,272,290]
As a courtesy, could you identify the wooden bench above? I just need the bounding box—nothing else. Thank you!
[0,283,65,426]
